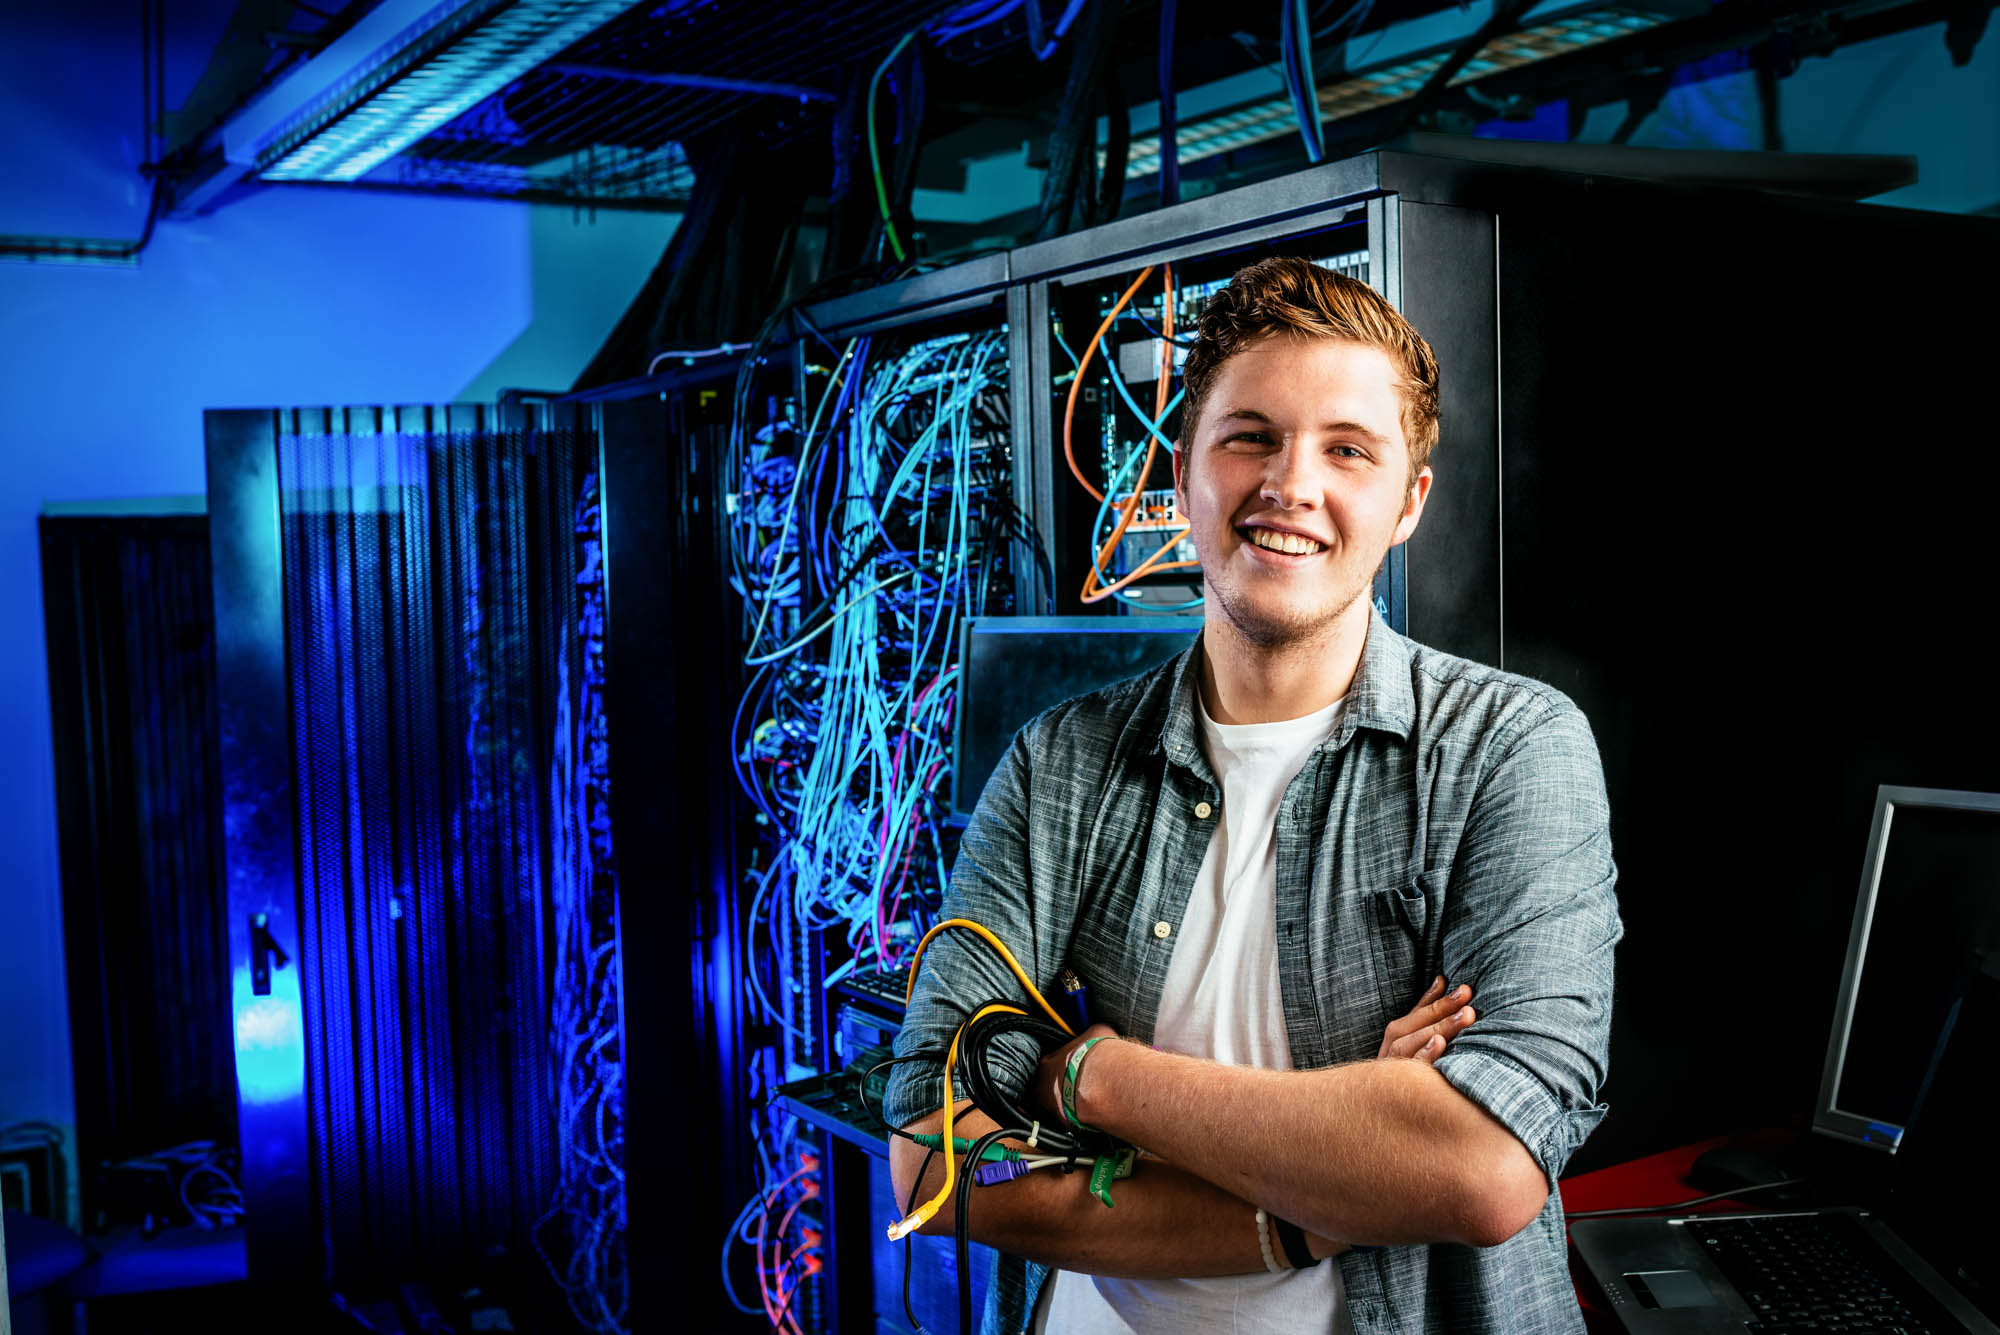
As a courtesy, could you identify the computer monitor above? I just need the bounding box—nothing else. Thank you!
[949,616,1203,824]
[1813,785,2000,1151]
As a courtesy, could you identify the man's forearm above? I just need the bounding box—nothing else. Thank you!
[890,1105,1336,1278]
[1073,1043,1547,1248]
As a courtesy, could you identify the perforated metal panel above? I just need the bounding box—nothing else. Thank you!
[271,407,590,1287]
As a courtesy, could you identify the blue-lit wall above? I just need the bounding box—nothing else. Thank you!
[0,0,676,1217]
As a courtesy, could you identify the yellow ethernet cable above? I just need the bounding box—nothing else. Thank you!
[901,918,1075,1033]
[886,919,1078,1240]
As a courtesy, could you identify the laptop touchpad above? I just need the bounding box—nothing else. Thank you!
[1624,1270,1722,1309]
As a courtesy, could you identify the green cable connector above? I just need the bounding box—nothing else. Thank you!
[910,1133,1019,1163]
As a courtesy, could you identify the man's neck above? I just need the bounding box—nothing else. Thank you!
[1198,601,1370,726]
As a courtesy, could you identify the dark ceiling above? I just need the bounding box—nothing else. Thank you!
[158,0,1995,245]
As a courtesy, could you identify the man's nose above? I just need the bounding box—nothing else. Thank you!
[1260,443,1321,509]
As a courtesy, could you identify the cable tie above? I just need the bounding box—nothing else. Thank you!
[1026,1120,1040,1149]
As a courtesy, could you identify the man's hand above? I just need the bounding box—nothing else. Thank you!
[1378,975,1476,1062]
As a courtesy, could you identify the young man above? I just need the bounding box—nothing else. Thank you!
[885,257,1620,1333]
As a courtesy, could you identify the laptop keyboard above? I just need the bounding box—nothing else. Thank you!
[1688,1213,1944,1334]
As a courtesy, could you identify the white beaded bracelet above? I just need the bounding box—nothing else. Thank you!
[1255,1208,1285,1274]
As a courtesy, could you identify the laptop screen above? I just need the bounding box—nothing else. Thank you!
[1814,787,2000,1151]
[1885,950,2000,1322]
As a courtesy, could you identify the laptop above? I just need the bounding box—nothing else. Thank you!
[1569,785,2000,1334]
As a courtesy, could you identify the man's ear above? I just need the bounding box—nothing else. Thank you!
[1391,466,1433,547]
[1172,441,1189,514]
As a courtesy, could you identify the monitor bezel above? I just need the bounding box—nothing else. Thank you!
[1813,783,2000,1152]
[948,614,1205,824]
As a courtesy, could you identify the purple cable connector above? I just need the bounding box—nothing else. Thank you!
[973,1159,1030,1187]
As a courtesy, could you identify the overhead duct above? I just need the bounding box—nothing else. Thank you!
[220,0,642,183]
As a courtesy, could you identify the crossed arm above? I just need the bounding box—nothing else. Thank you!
[888,977,1551,1278]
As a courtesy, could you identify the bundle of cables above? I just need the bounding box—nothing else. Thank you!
[872,919,1136,1335]
[1280,0,1327,163]
[730,329,1034,1052]
[1058,263,1204,611]
[720,1107,823,1335]
[536,470,627,1334]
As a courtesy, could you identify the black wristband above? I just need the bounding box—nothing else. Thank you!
[1272,1215,1318,1269]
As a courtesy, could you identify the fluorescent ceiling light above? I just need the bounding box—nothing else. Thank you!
[227,0,640,183]
[1121,5,1677,178]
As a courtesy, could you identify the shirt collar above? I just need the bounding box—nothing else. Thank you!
[1157,602,1416,772]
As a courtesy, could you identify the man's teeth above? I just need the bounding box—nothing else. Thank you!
[1247,528,1325,556]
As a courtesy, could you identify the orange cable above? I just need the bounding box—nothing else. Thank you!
[1082,525,1200,603]
[1080,264,1188,604]
[753,1164,813,1335]
[1062,266,1156,505]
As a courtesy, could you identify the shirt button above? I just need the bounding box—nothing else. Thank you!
[1153,921,1172,939]
[1194,801,1213,819]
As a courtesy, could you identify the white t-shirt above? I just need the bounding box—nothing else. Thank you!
[1035,691,1351,1334]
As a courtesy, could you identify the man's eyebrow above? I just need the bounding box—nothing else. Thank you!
[1212,408,1392,447]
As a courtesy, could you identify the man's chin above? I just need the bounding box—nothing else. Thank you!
[1210,587,1363,651]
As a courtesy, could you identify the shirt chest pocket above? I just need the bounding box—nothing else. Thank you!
[1367,867,1445,1021]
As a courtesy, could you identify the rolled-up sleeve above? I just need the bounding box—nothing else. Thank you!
[882,723,1052,1130]
[1431,700,1622,1188]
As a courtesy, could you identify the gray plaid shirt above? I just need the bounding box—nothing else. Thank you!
[885,606,1621,1334]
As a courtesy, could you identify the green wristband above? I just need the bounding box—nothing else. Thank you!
[1061,1036,1111,1128]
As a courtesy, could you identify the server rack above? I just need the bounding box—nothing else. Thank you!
[757,279,1024,1335]
[208,401,631,1326]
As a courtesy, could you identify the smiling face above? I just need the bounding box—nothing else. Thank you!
[1172,333,1432,653]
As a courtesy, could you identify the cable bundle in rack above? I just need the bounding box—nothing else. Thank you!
[536,470,627,1334]
[730,329,1024,1011]
[1057,264,1204,611]
[721,1104,824,1335]
[724,325,1047,1331]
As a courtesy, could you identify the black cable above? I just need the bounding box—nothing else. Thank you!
[955,1124,1026,1335]
[904,1147,939,1335]
[0,177,167,262]
[1034,0,1121,240]
[957,1009,1120,1162]
[1157,0,1180,207]
[885,34,929,259]
[860,1053,950,1144]
[1371,0,1533,148]
[768,1249,806,1331]
[1089,53,1130,228]
[1125,302,1200,349]
[1609,69,1672,146]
